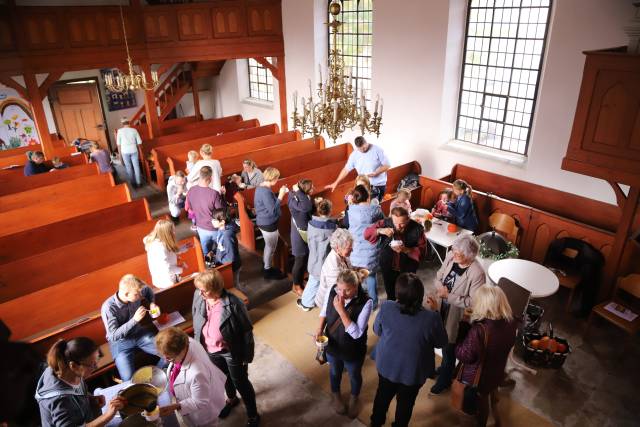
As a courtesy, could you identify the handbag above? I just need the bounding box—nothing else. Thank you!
[292,216,309,243]
[451,323,489,415]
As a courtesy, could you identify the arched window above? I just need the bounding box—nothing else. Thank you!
[248,58,274,102]
[328,0,373,100]
[456,0,552,155]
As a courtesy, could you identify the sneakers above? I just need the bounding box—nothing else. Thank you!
[347,395,359,419]
[331,392,347,415]
[247,414,261,427]
[218,397,240,419]
[296,299,312,312]
[429,382,451,395]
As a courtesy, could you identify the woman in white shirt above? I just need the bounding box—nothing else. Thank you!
[187,143,223,192]
[143,220,184,289]
[156,327,226,426]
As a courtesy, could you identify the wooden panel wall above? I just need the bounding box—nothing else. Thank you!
[0,1,284,74]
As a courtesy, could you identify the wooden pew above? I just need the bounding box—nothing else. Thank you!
[0,144,37,158]
[0,219,158,303]
[0,173,115,213]
[153,124,284,188]
[0,237,204,342]
[0,163,100,196]
[0,183,131,238]
[0,199,151,265]
[135,114,239,140]
[0,151,85,171]
[140,118,259,184]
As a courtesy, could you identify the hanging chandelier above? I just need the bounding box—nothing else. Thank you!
[291,0,383,142]
[104,4,159,92]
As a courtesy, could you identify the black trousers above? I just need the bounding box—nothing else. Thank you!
[370,374,423,427]
[292,254,308,286]
[209,351,258,418]
[382,269,401,301]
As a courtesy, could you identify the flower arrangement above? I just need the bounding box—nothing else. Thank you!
[476,236,519,260]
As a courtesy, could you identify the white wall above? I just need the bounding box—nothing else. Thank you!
[212,60,281,127]
[272,0,635,205]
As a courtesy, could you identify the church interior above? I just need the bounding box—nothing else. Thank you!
[0,0,639,426]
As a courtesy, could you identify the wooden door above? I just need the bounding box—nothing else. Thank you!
[50,82,109,151]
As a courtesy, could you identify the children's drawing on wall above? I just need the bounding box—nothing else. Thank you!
[0,96,40,151]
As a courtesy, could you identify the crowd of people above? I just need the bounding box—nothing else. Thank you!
[24,127,520,427]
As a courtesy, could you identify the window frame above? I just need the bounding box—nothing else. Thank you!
[247,58,274,103]
[327,0,373,100]
[454,0,553,156]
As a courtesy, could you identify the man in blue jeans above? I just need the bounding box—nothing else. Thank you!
[101,274,165,380]
[185,166,224,262]
[116,117,143,188]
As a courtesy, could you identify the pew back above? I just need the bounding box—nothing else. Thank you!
[0,163,100,196]
[0,173,115,213]
[0,183,131,238]
[0,199,151,265]
[0,152,85,174]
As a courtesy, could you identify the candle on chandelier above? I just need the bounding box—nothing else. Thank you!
[319,64,322,87]
[308,79,313,98]
[374,94,379,115]
[293,91,298,109]
[333,101,338,122]
[348,68,353,88]
[380,98,384,117]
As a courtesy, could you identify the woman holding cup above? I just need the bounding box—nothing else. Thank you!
[315,269,372,419]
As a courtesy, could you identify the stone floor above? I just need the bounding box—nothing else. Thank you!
[133,178,639,427]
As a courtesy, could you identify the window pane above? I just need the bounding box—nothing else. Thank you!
[329,0,373,100]
[455,0,552,155]
[247,57,274,102]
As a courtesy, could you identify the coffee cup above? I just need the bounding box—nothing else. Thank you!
[315,335,329,348]
[390,239,403,248]
[149,306,161,319]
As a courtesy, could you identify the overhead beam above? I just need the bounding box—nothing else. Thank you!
[38,71,63,99]
[253,57,278,76]
[608,181,627,209]
[24,72,54,159]
[0,75,27,99]
[275,56,288,132]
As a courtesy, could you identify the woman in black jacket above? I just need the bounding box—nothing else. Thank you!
[288,178,315,296]
[192,269,260,427]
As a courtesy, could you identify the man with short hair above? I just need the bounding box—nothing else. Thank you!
[364,206,427,301]
[116,117,143,188]
[326,136,390,201]
[23,151,48,176]
[186,166,224,260]
[100,274,164,381]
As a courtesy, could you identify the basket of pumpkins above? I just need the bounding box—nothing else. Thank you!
[522,327,571,369]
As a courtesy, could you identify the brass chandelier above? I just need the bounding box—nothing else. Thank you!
[291,0,383,142]
[104,4,159,92]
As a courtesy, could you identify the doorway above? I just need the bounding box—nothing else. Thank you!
[49,80,110,152]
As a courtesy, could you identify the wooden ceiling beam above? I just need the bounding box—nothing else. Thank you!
[38,71,63,100]
[253,57,278,78]
[0,75,27,99]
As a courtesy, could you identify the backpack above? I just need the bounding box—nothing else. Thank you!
[397,173,420,191]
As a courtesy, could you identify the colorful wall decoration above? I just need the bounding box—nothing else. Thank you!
[100,69,138,111]
[0,97,40,151]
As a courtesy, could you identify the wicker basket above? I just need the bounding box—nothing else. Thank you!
[522,332,571,369]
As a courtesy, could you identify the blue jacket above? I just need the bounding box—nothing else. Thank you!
[254,186,281,228]
[24,160,48,176]
[306,216,338,277]
[348,203,384,272]
[372,301,448,386]
[447,194,478,231]
[288,189,314,257]
[216,222,241,271]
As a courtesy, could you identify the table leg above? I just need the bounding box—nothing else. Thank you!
[428,241,445,265]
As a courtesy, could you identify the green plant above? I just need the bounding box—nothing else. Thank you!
[476,237,519,260]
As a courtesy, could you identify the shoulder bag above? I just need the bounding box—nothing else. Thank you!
[451,323,489,415]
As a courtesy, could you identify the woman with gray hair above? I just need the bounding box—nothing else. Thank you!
[314,229,354,309]
[430,234,486,395]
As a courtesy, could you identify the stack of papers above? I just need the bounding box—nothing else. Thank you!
[604,302,638,322]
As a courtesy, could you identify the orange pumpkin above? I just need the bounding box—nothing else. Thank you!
[529,339,540,349]
[538,336,550,350]
[157,313,170,325]
[447,223,458,233]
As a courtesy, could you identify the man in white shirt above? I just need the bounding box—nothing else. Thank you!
[326,136,390,201]
[116,117,143,188]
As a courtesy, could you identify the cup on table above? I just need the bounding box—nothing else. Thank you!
[149,305,161,319]
[390,239,403,248]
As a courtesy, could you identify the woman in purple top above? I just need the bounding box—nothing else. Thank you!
[455,285,518,427]
[88,142,113,174]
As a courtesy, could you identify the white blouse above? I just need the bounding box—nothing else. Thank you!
[145,239,183,289]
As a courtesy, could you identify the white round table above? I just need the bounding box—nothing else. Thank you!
[488,259,559,298]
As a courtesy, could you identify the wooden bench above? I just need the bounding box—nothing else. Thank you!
[153,124,284,188]
[0,173,115,213]
[0,237,204,342]
[135,114,239,140]
[0,144,37,159]
[0,152,86,172]
[0,199,151,265]
[0,219,159,303]
[0,163,100,196]
[140,118,260,184]
[0,183,131,238]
